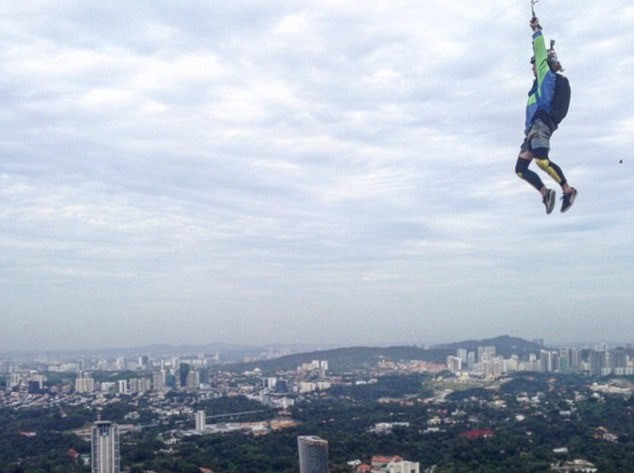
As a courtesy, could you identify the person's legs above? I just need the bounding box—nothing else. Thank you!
[534,155,572,193]
[529,120,574,194]
[516,130,556,214]
[516,153,556,214]
[516,137,549,198]
[516,120,577,213]
[516,155,546,194]
[528,121,578,211]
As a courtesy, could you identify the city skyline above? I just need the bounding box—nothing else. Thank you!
[2,1,633,351]
[4,336,634,379]
[2,333,634,357]
[5,342,630,472]
[2,331,633,471]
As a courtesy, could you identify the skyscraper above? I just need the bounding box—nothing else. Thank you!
[195,410,206,432]
[75,372,95,393]
[298,435,328,473]
[179,362,191,388]
[152,370,166,392]
[91,421,120,473]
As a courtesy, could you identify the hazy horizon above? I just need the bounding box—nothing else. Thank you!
[1,333,630,357]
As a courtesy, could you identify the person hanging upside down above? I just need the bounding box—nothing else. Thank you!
[515,16,578,214]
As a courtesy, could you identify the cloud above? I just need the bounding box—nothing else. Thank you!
[1,0,633,350]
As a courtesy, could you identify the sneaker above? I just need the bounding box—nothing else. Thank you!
[543,189,556,214]
[561,188,578,213]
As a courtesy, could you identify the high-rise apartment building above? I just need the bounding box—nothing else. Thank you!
[152,370,166,392]
[75,372,95,393]
[457,348,468,364]
[91,421,120,473]
[195,410,206,432]
[477,346,496,363]
[298,435,328,473]
[318,360,328,380]
[589,350,608,376]
[466,351,476,370]
[611,348,628,372]
[540,350,558,373]
[446,356,462,373]
[569,348,581,370]
[179,363,190,387]
[186,369,200,391]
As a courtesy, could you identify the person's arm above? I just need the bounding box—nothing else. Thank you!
[530,18,550,89]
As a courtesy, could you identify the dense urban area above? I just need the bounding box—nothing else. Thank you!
[1,336,633,472]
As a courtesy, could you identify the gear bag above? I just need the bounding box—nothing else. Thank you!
[550,73,570,127]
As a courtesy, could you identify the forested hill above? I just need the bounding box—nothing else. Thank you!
[431,335,544,358]
[220,336,543,374]
[221,345,453,374]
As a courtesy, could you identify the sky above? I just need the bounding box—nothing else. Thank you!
[1,1,633,352]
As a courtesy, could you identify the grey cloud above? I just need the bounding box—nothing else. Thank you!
[1,1,633,350]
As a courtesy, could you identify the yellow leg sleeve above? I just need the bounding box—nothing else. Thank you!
[536,159,563,185]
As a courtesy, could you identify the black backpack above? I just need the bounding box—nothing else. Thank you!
[550,73,571,127]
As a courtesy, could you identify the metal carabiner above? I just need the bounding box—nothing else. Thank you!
[531,0,540,19]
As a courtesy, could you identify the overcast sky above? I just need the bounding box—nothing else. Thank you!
[1,1,633,352]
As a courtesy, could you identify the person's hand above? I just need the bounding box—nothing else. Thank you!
[530,17,542,31]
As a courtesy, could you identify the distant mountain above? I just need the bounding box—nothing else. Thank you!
[431,335,544,358]
[220,336,546,374]
[221,345,455,374]
[2,336,546,371]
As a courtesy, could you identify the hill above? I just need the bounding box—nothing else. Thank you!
[221,345,453,374]
[219,335,544,374]
[431,335,544,358]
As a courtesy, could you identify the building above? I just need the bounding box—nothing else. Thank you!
[195,410,206,432]
[477,346,496,363]
[589,350,607,376]
[91,421,120,473]
[540,350,558,373]
[298,435,328,473]
[179,363,190,387]
[611,348,628,374]
[466,351,476,370]
[551,459,597,472]
[75,372,95,393]
[129,377,151,394]
[479,357,504,379]
[457,348,468,364]
[186,369,200,391]
[262,377,277,390]
[371,455,420,473]
[446,356,462,373]
[138,355,149,370]
[152,370,166,392]
[318,360,328,380]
